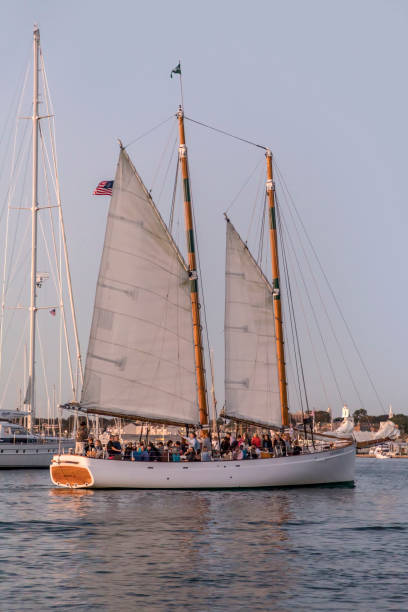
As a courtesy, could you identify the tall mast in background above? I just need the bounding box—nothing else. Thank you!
[27,26,40,432]
[266,149,289,426]
[177,107,208,426]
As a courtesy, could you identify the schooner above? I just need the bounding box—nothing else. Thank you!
[50,106,356,488]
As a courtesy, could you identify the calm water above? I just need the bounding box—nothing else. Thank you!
[0,459,407,611]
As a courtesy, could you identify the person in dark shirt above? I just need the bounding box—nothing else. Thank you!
[107,435,122,459]
[220,435,231,457]
[75,420,89,455]
[123,442,133,461]
[262,434,273,452]
[147,443,159,461]
[85,437,95,456]
[185,446,196,461]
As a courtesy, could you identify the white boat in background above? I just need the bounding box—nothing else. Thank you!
[0,411,72,468]
[0,27,83,467]
[51,103,357,489]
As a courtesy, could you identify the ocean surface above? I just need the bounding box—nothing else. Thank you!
[0,458,407,612]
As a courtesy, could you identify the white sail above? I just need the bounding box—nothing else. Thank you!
[81,148,198,425]
[224,219,282,427]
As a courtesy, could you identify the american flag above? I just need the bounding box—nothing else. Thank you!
[93,180,114,196]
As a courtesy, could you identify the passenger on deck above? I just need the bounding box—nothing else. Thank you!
[166,440,174,461]
[180,437,188,454]
[148,443,161,461]
[172,441,181,462]
[188,432,201,452]
[279,435,287,457]
[75,420,88,455]
[220,434,231,457]
[85,436,95,456]
[156,441,167,462]
[185,446,196,461]
[262,434,273,452]
[94,439,103,458]
[293,440,302,455]
[123,442,133,461]
[272,435,281,457]
[250,444,260,459]
[107,435,122,459]
[251,433,261,448]
[200,431,212,462]
[132,444,149,461]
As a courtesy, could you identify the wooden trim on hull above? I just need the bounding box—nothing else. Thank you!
[50,443,355,489]
[51,464,93,487]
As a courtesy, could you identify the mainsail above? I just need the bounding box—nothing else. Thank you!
[81,148,198,425]
[224,219,282,427]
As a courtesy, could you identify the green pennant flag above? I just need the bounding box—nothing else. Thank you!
[170,63,181,78]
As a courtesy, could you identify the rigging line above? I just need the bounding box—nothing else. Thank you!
[276,201,307,415]
[150,122,177,195]
[0,58,31,225]
[281,217,331,410]
[225,157,263,214]
[277,195,344,406]
[184,116,268,150]
[156,135,178,206]
[5,132,32,294]
[169,154,179,233]
[0,60,30,207]
[124,115,175,150]
[273,159,384,411]
[37,320,52,420]
[246,164,266,245]
[274,164,367,411]
[0,317,29,410]
[41,50,84,387]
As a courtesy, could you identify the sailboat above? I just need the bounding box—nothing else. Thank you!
[0,27,80,467]
[50,107,355,488]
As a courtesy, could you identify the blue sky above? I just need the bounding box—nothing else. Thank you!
[0,0,407,417]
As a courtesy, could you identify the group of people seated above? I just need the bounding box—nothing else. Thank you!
[219,431,302,459]
[75,428,303,462]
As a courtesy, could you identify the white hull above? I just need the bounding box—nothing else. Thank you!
[50,443,355,489]
[0,441,73,468]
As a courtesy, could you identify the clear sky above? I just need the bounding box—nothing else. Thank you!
[0,0,407,418]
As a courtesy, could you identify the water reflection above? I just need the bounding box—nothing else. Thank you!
[43,488,294,610]
[2,463,408,611]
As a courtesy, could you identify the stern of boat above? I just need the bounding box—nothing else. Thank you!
[50,454,94,488]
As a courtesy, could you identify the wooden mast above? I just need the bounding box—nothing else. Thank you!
[177,107,208,426]
[266,149,289,426]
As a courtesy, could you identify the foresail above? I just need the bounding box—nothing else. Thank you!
[224,219,282,427]
[81,148,198,424]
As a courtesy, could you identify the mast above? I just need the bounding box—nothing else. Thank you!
[265,149,289,426]
[28,26,40,432]
[177,107,208,425]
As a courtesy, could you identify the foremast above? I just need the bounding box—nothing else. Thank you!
[177,107,208,426]
[266,150,289,426]
[28,26,40,432]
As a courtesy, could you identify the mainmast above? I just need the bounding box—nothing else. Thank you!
[27,26,40,432]
[266,149,289,426]
[177,107,208,426]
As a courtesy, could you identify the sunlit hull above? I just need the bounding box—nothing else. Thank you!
[50,443,355,489]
